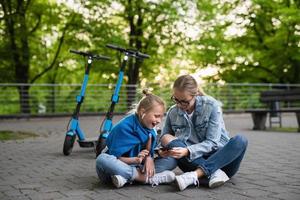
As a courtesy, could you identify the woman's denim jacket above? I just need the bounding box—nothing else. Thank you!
[161,95,230,161]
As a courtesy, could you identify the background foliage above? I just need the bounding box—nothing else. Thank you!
[1,0,299,85]
[0,0,299,114]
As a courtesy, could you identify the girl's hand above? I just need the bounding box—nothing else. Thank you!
[142,156,155,178]
[138,149,149,159]
[135,156,144,164]
[135,149,149,164]
[168,147,189,159]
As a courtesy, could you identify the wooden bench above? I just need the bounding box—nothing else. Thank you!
[245,89,300,132]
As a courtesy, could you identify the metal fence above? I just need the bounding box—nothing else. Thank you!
[0,83,300,116]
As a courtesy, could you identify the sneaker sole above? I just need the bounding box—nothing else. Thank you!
[175,177,186,191]
[209,180,225,188]
[111,176,122,188]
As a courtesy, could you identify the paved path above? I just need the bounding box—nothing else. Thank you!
[0,114,299,200]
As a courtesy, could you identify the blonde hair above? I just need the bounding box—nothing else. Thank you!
[173,75,205,96]
[133,89,166,115]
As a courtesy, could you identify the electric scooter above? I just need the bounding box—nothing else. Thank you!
[95,44,150,157]
[63,49,110,156]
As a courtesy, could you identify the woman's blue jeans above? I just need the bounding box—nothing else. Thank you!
[155,134,248,178]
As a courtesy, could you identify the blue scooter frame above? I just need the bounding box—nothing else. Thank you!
[95,44,150,157]
[63,49,110,156]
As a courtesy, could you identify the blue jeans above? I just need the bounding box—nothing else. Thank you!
[96,153,138,183]
[155,134,248,178]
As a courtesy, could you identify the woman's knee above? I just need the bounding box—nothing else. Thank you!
[160,134,177,146]
[232,134,248,150]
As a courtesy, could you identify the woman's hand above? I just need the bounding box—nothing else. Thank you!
[168,147,189,159]
[142,156,155,178]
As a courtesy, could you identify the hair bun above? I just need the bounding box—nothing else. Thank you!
[142,88,151,96]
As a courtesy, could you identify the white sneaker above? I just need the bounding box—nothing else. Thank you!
[148,170,175,186]
[209,169,229,188]
[175,171,199,191]
[111,175,127,188]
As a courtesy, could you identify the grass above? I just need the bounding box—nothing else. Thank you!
[267,127,299,133]
[0,130,38,141]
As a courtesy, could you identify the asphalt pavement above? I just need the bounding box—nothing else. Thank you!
[0,113,299,200]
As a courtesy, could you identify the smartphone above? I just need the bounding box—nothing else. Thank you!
[159,147,171,151]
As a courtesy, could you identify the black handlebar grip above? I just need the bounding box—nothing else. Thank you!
[127,49,150,59]
[136,52,150,59]
[106,44,126,52]
[70,49,85,55]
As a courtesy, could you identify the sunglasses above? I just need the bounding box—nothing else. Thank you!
[171,95,194,106]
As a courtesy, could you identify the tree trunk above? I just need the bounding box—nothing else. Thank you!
[3,0,31,114]
[125,0,144,110]
[18,85,30,114]
[126,58,142,109]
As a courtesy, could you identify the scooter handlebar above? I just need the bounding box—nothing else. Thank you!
[132,50,150,59]
[106,44,150,59]
[106,44,126,52]
[70,49,110,61]
[93,54,111,61]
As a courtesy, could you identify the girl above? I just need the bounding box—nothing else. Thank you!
[96,89,175,188]
[155,75,248,191]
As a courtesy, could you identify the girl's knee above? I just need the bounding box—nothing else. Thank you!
[96,153,112,169]
[96,155,111,183]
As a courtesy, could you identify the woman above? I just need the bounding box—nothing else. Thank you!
[155,75,248,191]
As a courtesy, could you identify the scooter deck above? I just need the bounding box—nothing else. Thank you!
[77,137,98,148]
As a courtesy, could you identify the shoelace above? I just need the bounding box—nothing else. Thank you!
[182,173,199,187]
[191,175,199,187]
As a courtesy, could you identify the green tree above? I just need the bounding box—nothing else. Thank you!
[0,0,83,113]
[193,0,300,84]
[0,0,191,113]
[76,0,189,107]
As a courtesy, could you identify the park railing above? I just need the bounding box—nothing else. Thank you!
[0,83,300,117]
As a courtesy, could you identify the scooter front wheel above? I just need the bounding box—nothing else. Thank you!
[63,134,76,156]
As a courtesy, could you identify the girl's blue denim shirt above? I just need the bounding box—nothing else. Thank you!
[161,95,230,161]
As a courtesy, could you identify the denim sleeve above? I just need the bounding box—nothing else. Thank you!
[187,105,221,160]
[161,110,173,136]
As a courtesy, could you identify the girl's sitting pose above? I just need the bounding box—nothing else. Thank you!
[155,75,248,191]
[96,89,175,188]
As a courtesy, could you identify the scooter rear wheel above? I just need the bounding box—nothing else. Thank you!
[63,134,76,156]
